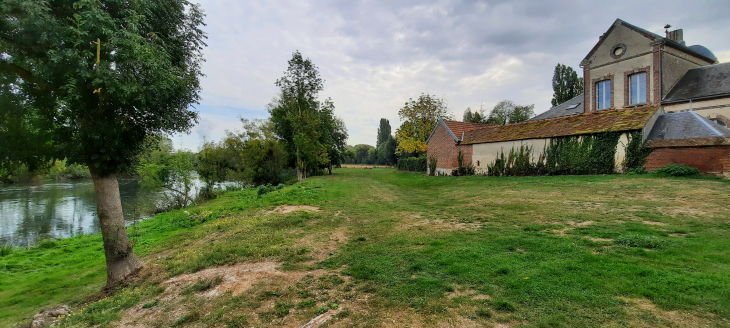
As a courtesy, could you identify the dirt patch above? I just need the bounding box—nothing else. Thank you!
[401,219,481,232]
[656,207,706,217]
[618,297,715,327]
[268,205,320,215]
[294,228,349,264]
[563,201,604,211]
[162,261,325,297]
[586,237,613,242]
[569,220,595,227]
[642,221,667,226]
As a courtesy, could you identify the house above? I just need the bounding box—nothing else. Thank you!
[426,19,730,176]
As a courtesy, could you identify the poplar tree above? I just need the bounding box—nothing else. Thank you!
[376,118,391,148]
[0,0,206,287]
[551,63,584,107]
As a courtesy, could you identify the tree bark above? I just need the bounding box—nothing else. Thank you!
[90,167,143,289]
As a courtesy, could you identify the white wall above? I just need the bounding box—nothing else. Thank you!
[472,134,632,174]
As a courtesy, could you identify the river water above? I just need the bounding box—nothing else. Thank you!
[0,179,165,246]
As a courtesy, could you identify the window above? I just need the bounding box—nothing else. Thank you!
[629,72,647,105]
[566,103,580,109]
[596,80,611,110]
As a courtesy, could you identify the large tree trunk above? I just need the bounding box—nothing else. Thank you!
[90,167,143,289]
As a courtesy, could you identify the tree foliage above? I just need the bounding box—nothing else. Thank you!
[485,101,535,125]
[551,63,584,107]
[463,107,486,124]
[396,94,450,155]
[376,118,392,148]
[269,51,347,180]
[0,0,206,286]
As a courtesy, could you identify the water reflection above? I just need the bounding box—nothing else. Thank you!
[0,179,163,246]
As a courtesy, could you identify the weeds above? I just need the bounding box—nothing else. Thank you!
[182,277,223,295]
[0,244,13,257]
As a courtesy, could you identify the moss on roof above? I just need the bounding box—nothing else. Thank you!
[462,105,659,145]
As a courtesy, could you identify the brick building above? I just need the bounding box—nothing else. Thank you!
[426,19,730,176]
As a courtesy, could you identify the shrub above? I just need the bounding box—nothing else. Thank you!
[654,164,701,176]
[257,183,285,196]
[397,155,427,172]
[0,244,13,257]
[37,239,57,249]
[428,156,438,176]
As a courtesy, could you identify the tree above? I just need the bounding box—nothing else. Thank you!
[395,94,451,155]
[486,101,534,125]
[0,0,205,287]
[353,144,374,164]
[138,148,198,208]
[485,101,515,125]
[377,136,397,165]
[376,119,392,148]
[511,104,535,124]
[270,51,347,181]
[551,63,584,107]
[318,98,348,174]
[463,107,486,124]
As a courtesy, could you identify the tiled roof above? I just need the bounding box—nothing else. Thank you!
[529,93,584,121]
[443,121,490,138]
[425,120,492,144]
[662,62,730,103]
[461,105,659,145]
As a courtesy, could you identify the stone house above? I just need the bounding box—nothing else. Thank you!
[426,19,730,176]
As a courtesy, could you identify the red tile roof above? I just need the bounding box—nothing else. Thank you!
[442,121,490,139]
[461,105,659,145]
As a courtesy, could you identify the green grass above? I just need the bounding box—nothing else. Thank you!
[2,169,730,327]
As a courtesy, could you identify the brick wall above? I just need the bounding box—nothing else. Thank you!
[426,124,473,174]
[646,146,730,175]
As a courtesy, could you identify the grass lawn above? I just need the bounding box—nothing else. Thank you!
[1,168,729,327]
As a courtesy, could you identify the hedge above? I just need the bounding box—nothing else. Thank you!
[397,155,427,172]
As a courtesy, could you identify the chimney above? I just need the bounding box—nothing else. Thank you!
[666,29,684,43]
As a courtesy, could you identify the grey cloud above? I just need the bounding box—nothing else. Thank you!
[182,0,729,149]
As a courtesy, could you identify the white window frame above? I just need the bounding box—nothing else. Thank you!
[596,80,611,110]
[629,72,647,105]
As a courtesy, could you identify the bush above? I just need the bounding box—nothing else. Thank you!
[654,164,701,176]
[0,244,13,257]
[397,155,427,172]
[257,183,285,196]
[428,156,437,176]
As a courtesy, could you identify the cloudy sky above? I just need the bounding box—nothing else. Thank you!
[174,0,730,150]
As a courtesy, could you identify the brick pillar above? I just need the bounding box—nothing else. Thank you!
[583,66,591,113]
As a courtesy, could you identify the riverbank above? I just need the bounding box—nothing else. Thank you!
[2,169,729,327]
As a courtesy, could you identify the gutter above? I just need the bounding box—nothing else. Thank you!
[662,93,730,105]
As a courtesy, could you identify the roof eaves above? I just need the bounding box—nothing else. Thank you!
[425,120,459,145]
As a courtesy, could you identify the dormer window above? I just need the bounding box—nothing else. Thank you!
[596,80,611,110]
[629,72,647,105]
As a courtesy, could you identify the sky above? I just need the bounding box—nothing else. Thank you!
[173,0,730,151]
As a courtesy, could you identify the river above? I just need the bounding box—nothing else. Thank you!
[0,179,165,246]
